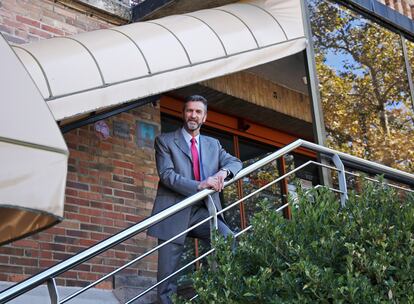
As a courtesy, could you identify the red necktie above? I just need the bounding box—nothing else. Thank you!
[191,137,200,181]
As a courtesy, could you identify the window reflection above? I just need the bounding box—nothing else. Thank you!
[238,138,282,226]
[202,127,241,230]
[309,0,414,173]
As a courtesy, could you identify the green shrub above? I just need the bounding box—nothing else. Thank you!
[176,180,414,303]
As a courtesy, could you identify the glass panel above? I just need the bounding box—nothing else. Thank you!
[201,127,241,231]
[221,181,242,231]
[284,153,319,186]
[238,138,282,225]
[283,153,320,204]
[161,114,182,133]
[309,0,414,173]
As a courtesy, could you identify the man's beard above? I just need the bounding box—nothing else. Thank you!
[185,120,202,131]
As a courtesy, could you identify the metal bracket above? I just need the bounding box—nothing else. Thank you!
[332,154,348,207]
[47,278,59,304]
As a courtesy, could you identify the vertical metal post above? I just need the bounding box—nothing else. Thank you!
[206,195,218,270]
[279,156,292,219]
[206,195,218,238]
[233,135,246,230]
[47,278,59,304]
[332,154,348,207]
[401,34,414,110]
[300,0,330,187]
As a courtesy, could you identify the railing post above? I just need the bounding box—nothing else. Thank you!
[331,154,348,207]
[47,278,59,304]
[206,195,218,237]
[206,195,218,270]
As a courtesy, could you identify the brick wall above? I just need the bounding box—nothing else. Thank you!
[0,0,113,45]
[0,105,160,288]
[0,0,160,289]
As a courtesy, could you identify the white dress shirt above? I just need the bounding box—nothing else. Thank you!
[181,128,200,157]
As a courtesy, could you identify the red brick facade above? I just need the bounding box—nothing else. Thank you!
[0,0,112,45]
[0,0,160,289]
[0,106,160,288]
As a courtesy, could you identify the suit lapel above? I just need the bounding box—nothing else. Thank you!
[200,135,213,178]
[174,129,192,160]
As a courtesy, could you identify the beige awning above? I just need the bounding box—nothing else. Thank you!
[0,34,68,245]
[13,0,306,121]
[0,0,305,244]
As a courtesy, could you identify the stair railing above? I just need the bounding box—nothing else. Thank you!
[0,139,413,304]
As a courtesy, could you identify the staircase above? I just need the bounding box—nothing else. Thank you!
[0,139,413,304]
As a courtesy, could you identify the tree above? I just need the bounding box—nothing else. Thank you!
[309,0,414,172]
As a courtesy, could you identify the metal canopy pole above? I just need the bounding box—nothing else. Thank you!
[401,35,414,110]
[300,0,330,186]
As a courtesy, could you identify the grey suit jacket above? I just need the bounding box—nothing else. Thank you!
[147,128,242,244]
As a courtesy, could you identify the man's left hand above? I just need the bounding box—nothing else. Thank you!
[213,170,228,192]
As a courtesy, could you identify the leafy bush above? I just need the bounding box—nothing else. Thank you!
[176,180,414,303]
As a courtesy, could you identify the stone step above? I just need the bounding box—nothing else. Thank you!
[113,275,157,304]
[0,281,119,304]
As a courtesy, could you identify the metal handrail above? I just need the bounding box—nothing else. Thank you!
[300,141,414,186]
[125,161,414,303]
[1,139,413,303]
[126,161,414,303]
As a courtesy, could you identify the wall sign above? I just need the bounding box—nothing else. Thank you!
[94,121,110,140]
[113,121,130,139]
[136,121,158,148]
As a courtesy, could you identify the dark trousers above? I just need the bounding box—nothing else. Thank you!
[156,206,233,304]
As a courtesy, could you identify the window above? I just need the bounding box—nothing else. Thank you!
[309,0,414,173]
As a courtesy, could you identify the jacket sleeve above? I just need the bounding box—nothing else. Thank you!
[217,139,243,178]
[155,135,200,197]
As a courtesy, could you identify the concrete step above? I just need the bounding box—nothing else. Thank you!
[113,275,157,304]
[0,281,119,304]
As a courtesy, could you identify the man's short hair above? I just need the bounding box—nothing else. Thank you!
[184,95,208,111]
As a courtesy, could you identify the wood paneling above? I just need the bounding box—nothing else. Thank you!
[161,95,316,157]
[169,84,314,140]
[201,71,312,123]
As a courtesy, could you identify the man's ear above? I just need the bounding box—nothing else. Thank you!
[203,113,207,123]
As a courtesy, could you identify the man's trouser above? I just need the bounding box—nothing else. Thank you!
[157,205,233,304]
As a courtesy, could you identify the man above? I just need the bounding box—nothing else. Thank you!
[148,95,242,304]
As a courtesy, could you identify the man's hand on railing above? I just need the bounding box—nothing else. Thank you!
[197,170,227,192]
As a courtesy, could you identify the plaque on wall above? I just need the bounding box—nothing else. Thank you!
[113,121,130,139]
[94,121,110,140]
[136,121,158,148]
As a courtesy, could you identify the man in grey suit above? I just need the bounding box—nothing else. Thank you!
[148,95,242,304]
